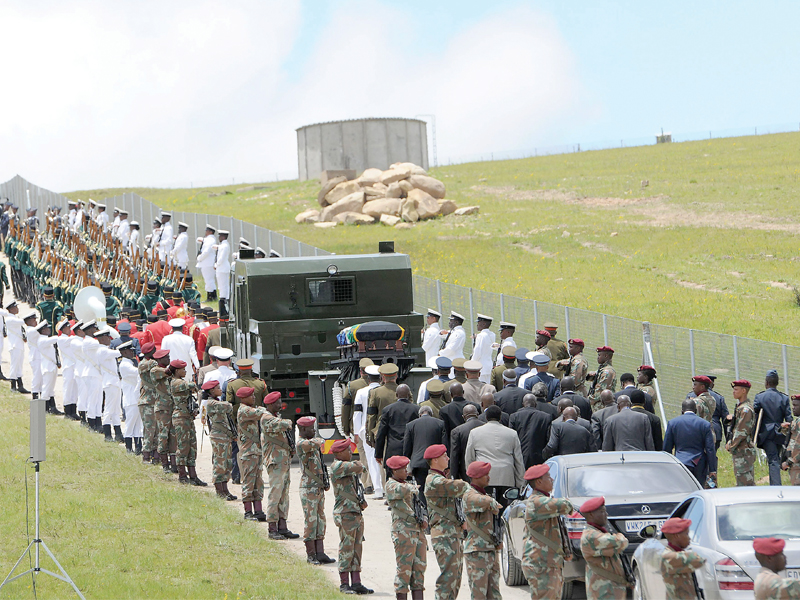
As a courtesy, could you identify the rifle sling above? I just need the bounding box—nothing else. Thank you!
[427,501,460,525]
[388,501,416,521]
[264,433,292,452]
[465,514,496,545]
[301,462,326,488]
[528,527,563,554]
[589,562,628,586]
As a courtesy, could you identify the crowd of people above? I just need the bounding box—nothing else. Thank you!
[3,199,800,599]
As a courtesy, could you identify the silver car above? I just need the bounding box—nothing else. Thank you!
[632,487,800,599]
[501,452,701,599]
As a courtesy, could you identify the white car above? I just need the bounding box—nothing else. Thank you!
[632,487,800,599]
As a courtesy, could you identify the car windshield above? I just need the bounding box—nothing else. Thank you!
[566,463,698,497]
[717,502,800,541]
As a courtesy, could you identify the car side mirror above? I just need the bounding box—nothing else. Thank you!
[504,488,520,501]
[639,524,657,539]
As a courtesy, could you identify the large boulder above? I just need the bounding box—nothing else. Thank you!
[391,162,427,175]
[325,180,362,205]
[295,209,320,224]
[358,168,383,186]
[408,188,439,219]
[362,198,403,218]
[320,191,365,221]
[362,186,385,199]
[317,176,346,207]
[380,214,401,227]
[408,174,446,199]
[398,179,413,194]
[437,199,457,216]
[380,167,411,186]
[385,182,405,198]
[314,221,338,229]
[454,205,480,216]
[333,211,376,225]
[401,198,419,222]
[372,182,388,192]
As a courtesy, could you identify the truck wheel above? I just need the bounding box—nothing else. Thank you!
[501,527,525,586]
[332,384,346,437]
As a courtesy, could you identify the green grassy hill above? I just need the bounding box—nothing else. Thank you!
[65,131,800,345]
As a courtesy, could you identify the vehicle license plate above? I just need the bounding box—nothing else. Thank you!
[624,519,665,533]
[786,569,800,579]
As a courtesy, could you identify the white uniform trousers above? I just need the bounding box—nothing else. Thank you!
[41,367,57,400]
[102,385,122,426]
[7,340,23,378]
[76,376,89,413]
[62,367,77,407]
[124,405,143,438]
[30,356,42,395]
[201,266,217,293]
[363,443,383,495]
[216,268,230,300]
[87,377,104,419]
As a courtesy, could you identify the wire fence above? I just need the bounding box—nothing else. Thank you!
[3,174,797,422]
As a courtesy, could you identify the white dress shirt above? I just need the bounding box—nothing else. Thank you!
[496,336,516,365]
[471,328,496,383]
[196,234,216,268]
[171,231,189,266]
[117,219,130,247]
[353,382,380,439]
[158,221,173,261]
[161,331,200,372]
[439,325,466,360]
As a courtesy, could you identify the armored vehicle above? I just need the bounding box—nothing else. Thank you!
[226,248,426,437]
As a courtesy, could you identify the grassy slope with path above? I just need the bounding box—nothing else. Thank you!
[0,392,336,599]
[65,131,800,345]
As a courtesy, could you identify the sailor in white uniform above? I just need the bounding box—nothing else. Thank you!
[157,212,173,263]
[421,308,442,368]
[128,221,140,257]
[118,341,143,453]
[470,313,496,384]
[5,302,27,393]
[161,318,199,380]
[214,230,231,314]
[195,225,218,301]
[495,321,517,365]
[171,222,189,269]
[438,311,467,361]
[354,366,382,498]
[37,321,61,414]
[117,211,131,248]
[57,319,79,419]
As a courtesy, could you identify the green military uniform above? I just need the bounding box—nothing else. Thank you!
[206,396,235,484]
[463,485,503,600]
[104,292,122,318]
[298,437,328,543]
[385,476,427,596]
[202,325,223,365]
[330,458,366,575]
[137,288,161,319]
[261,410,294,525]
[660,547,705,600]
[547,337,570,378]
[522,490,574,600]
[562,352,589,396]
[588,361,617,410]
[491,353,516,391]
[182,284,201,305]
[755,568,800,599]
[366,366,399,442]
[443,361,467,403]
[580,523,629,600]
[694,391,717,432]
[425,469,470,600]
[0,261,10,300]
[420,379,447,419]
[171,377,199,469]
[36,295,64,330]
[138,357,158,460]
[226,375,267,411]
[152,365,177,467]
[237,404,267,504]
[637,382,657,400]
[727,398,756,486]
[784,416,800,485]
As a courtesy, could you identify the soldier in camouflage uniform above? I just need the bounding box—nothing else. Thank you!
[330,438,373,595]
[587,346,617,410]
[236,386,268,521]
[385,454,426,600]
[691,375,718,486]
[201,378,237,501]
[463,461,503,600]
[535,330,553,360]
[556,338,589,396]
[636,365,658,400]
[169,359,206,486]
[261,391,299,540]
[137,342,159,464]
[753,537,800,600]
[152,348,178,473]
[341,357,374,494]
[781,395,800,485]
[579,497,629,600]
[424,444,471,600]
[658,517,705,600]
[297,416,334,566]
[726,379,756,486]
[521,464,574,600]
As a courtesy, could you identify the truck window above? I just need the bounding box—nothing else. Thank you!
[307,277,356,305]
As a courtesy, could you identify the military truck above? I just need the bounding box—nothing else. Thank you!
[226,247,428,439]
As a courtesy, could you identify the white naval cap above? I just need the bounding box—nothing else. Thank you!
[205,224,216,232]
[169,318,186,328]
[56,319,70,331]
[427,308,442,318]
[218,230,229,236]
[117,340,134,351]
[365,365,380,376]
[161,212,172,218]
[178,222,189,228]
[499,321,516,329]
[476,313,492,322]
[34,321,50,331]
[450,311,465,321]
[215,348,234,360]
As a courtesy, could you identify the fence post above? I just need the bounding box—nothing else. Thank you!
[268,229,273,253]
[533,300,539,331]
[468,287,475,350]
[689,330,696,376]
[642,322,667,425]
[500,293,505,322]
[783,344,790,393]
[564,306,570,340]
[732,336,740,379]
[282,235,287,257]
[436,279,442,315]
[602,314,608,346]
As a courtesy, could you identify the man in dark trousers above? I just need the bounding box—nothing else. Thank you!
[601,396,655,451]
[631,389,662,451]
[555,376,592,421]
[450,404,483,481]
[523,353,561,402]
[754,369,792,485]
[509,393,552,467]
[403,404,446,508]
[493,369,528,415]
[664,399,716,486]
[438,381,480,450]
[543,407,596,458]
[375,384,419,471]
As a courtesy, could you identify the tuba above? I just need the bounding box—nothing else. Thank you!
[73,286,107,323]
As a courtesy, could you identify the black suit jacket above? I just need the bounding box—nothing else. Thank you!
[554,392,592,421]
[632,406,663,451]
[535,400,558,421]
[478,410,510,427]
[508,406,552,467]
[543,419,596,459]
[493,385,528,415]
[616,386,655,413]
[375,400,419,460]
[439,397,481,450]
[403,415,446,470]
[591,404,618,449]
[449,417,484,481]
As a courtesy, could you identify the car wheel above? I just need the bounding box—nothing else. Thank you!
[633,566,645,600]
[501,527,526,586]
[561,580,574,599]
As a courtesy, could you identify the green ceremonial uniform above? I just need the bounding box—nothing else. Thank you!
[580,523,629,600]
[420,394,447,419]
[659,546,705,600]
[425,469,470,600]
[105,293,122,318]
[0,261,10,299]
[138,293,160,319]
[463,485,503,600]
[522,490,574,599]
[182,285,201,304]
[727,399,756,486]
[491,360,516,391]
[36,298,64,330]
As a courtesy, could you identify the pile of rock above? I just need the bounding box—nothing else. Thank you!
[295,163,478,228]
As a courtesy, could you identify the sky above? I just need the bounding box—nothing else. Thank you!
[2,0,800,191]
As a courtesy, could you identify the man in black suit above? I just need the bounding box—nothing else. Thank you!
[509,393,552,467]
[438,382,480,450]
[478,392,510,426]
[555,376,592,421]
[615,372,655,413]
[591,389,618,449]
[530,382,558,421]
[543,407,596,458]
[403,405,446,506]
[602,396,655,451]
[555,396,591,432]
[449,404,483,481]
[631,389,662,450]
[375,384,419,470]
[493,369,528,415]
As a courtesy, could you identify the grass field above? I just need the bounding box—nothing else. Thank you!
[64,131,800,345]
[0,393,336,599]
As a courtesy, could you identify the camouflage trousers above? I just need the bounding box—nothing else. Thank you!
[155,409,177,456]
[239,452,264,503]
[585,567,626,600]
[334,512,363,572]
[791,466,800,486]
[266,459,290,522]
[139,404,157,453]
[172,414,197,467]
[300,486,326,542]
[465,550,501,600]
[431,529,464,600]
[210,436,232,484]
[523,562,563,600]
[391,526,426,593]
[732,448,755,486]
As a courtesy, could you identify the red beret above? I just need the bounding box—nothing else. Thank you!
[331,438,352,454]
[236,386,255,399]
[792,395,800,401]
[153,349,170,359]
[753,537,785,556]
[596,346,614,353]
[386,455,410,470]
[638,365,656,374]
[423,444,447,460]
[692,375,712,386]
[568,338,584,347]
[524,464,550,481]
[466,461,492,478]
[536,330,552,339]
[731,379,751,389]
[201,379,219,391]
[579,496,605,514]
[264,391,281,405]
[141,342,156,354]
[297,416,316,427]
[660,518,691,534]
[169,359,187,369]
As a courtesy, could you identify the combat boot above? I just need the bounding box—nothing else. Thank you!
[0,366,8,380]
[103,424,114,442]
[243,501,256,521]
[348,573,373,595]
[178,465,190,484]
[80,411,88,426]
[315,539,335,564]
[142,451,151,463]
[151,451,161,465]
[304,540,320,565]
[17,379,29,394]
[10,378,16,392]
[32,392,39,400]
[410,592,423,600]
[161,454,171,473]
[169,454,178,473]
[49,399,63,415]
[188,466,207,487]
[214,483,227,499]
[113,425,124,443]
[134,438,142,455]
[252,501,267,522]
[124,438,133,453]
[339,573,353,595]
[277,518,299,539]
[222,482,237,501]
[268,522,286,540]
[395,594,407,600]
